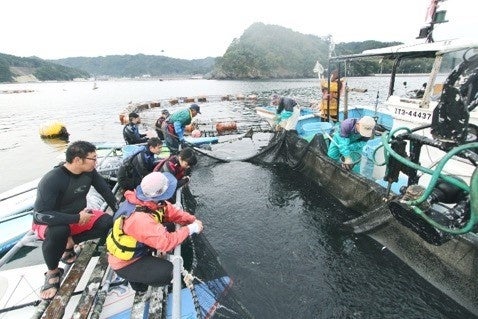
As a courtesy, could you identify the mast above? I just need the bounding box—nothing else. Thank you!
[417,0,448,43]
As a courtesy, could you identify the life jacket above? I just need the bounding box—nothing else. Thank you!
[106,201,165,261]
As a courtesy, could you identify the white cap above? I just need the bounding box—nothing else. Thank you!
[357,116,376,138]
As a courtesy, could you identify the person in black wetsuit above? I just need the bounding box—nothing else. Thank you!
[123,112,148,145]
[32,140,119,300]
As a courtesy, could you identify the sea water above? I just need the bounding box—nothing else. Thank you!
[1,78,473,318]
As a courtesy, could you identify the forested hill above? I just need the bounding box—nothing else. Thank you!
[0,23,403,83]
[0,53,89,83]
[52,55,217,78]
[212,22,401,79]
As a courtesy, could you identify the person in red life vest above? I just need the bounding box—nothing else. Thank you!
[106,172,203,292]
[32,141,118,300]
[153,148,197,203]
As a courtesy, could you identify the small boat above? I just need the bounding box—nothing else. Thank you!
[255,105,393,141]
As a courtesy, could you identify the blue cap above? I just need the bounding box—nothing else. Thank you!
[190,104,201,114]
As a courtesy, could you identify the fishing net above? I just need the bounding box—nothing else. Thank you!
[245,130,389,212]
[181,189,254,319]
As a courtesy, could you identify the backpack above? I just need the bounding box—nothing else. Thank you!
[117,150,143,191]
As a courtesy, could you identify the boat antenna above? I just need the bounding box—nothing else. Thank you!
[417,0,448,43]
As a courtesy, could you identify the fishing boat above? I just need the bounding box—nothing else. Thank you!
[248,38,478,315]
[327,39,478,127]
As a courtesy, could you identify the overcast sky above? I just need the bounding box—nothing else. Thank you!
[2,0,475,60]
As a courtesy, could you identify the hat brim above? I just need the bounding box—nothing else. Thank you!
[358,127,373,138]
[136,172,178,202]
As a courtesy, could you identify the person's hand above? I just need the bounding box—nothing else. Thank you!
[182,176,191,185]
[78,208,93,225]
[341,157,353,171]
[187,220,203,235]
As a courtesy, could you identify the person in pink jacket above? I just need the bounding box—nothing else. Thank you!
[106,171,203,292]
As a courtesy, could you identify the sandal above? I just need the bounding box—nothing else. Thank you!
[60,247,78,265]
[40,268,64,300]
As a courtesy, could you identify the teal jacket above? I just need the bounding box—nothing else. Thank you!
[169,108,193,140]
[327,118,367,161]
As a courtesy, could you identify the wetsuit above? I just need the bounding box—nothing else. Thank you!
[123,123,148,145]
[33,166,117,270]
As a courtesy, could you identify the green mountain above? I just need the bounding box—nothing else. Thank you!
[0,23,406,83]
[212,23,331,79]
[212,23,402,79]
[0,53,89,83]
[52,55,217,78]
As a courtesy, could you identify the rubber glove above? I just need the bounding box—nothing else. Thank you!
[187,220,203,235]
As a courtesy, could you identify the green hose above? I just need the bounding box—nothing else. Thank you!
[381,127,478,234]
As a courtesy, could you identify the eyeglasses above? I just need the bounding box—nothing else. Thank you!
[85,157,98,162]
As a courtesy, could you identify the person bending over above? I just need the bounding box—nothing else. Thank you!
[106,172,202,292]
[327,116,376,173]
[164,104,200,154]
[33,140,118,300]
[271,94,298,129]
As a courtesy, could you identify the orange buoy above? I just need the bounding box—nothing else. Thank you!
[119,113,128,124]
[216,121,237,134]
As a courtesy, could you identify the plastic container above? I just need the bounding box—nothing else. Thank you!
[302,122,333,136]
[360,138,386,180]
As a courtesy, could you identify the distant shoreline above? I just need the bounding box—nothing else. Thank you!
[371,73,428,77]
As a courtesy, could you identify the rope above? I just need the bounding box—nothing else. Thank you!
[164,126,230,163]
[169,252,203,319]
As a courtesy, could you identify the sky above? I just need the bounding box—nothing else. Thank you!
[2,0,475,60]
